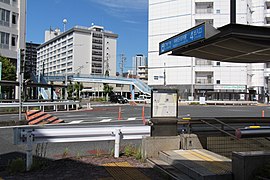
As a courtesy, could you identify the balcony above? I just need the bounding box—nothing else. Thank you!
[195,2,214,14]
[195,79,213,85]
[195,58,212,66]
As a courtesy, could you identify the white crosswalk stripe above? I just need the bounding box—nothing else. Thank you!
[68,120,83,124]
[100,119,112,122]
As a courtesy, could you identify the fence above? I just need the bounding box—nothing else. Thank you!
[0,101,81,111]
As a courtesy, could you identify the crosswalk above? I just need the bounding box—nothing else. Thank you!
[68,117,147,124]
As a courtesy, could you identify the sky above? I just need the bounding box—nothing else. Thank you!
[26,0,148,72]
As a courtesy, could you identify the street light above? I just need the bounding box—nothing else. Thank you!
[63,19,67,32]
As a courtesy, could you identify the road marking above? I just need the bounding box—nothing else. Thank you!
[68,120,83,124]
[100,119,112,122]
[127,117,136,120]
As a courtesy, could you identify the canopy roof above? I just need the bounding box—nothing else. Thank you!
[168,24,270,63]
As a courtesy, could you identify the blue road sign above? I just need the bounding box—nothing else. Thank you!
[159,23,206,55]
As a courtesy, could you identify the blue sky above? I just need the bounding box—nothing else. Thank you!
[27,0,148,72]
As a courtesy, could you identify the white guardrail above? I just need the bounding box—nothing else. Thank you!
[0,101,80,111]
[13,125,150,171]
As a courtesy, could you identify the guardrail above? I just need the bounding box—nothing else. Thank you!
[181,100,258,106]
[13,125,150,171]
[0,101,80,111]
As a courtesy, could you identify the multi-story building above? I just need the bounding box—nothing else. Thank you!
[148,0,269,101]
[25,42,40,78]
[0,0,26,62]
[37,25,118,77]
[132,54,148,82]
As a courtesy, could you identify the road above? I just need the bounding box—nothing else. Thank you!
[0,104,270,123]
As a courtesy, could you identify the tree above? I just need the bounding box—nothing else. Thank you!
[103,83,113,101]
[0,56,16,81]
[74,82,83,99]
[0,56,16,99]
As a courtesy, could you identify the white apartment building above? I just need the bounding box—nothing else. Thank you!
[132,54,148,81]
[0,0,26,61]
[148,0,270,101]
[37,25,118,77]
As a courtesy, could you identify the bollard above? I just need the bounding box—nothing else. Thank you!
[262,110,265,117]
[114,129,121,158]
[26,131,33,171]
[142,106,145,125]
[118,107,122,120]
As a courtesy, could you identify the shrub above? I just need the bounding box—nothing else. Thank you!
[7,158,25,173]
[124,145,135,157]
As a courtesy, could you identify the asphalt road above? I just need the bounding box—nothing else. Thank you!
[1,104,270,123]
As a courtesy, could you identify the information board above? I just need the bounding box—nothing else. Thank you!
[159,23,206,55]
[151,89,178,118]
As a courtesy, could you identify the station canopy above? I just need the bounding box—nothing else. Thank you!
[159,22,270,63]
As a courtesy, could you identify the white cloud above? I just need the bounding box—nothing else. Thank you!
[91,0,148,11]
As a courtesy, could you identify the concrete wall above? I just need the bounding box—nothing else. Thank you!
[232,151,270,180]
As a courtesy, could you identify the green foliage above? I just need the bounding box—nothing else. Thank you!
[67,82,83,100]
[103,83,113,101]
[124,145,136,157]
[110,148,115,156]
[7,158,25,173]
[30,158,47,171]
[135,147,142,160]
[0,56,16,81]
[62,147,69,158]
[189,102,200,105]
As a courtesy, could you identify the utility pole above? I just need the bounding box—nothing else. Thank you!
[17,49,25,121]
[120,53,126,77]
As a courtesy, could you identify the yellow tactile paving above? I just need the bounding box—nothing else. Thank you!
[103,162,150,180]
[192,150,231,170]
[174,150,230,175]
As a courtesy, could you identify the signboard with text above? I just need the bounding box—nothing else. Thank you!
[159,23,206,55]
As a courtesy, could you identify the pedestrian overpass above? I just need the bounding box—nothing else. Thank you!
[39,74,151,99]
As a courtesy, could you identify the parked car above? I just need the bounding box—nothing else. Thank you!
[110,94,128,104]
[137,94,151,104]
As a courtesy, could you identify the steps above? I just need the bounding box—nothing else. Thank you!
[25,110,64,125]
[148,149,232,180]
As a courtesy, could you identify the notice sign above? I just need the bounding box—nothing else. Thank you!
[151,89,178,118]
[159,23,206,55]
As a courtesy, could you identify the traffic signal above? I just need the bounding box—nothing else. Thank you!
[20,49,25,73]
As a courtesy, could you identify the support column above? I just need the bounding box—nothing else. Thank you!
[130,85,135,100]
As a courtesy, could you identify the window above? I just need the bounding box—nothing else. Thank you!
[195,2,213,14]
[154,76,158,80]
[0,31,9,49]
[0,8,10,27]
[12,13,17,24]
[216,9,220,14]
[195,19,214,26]
[216,62,220,66]
[11,35,17,46]
[216,80,220,84]
[195,58,212,66]
[0,0,10,4]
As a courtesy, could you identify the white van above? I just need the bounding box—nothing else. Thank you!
[138,95,151,104]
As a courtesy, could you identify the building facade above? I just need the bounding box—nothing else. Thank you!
[148,0,269,101]
[132,54,148,82]
[0,0,26,62]
[37,25,118,77]
[25,42,40,78]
